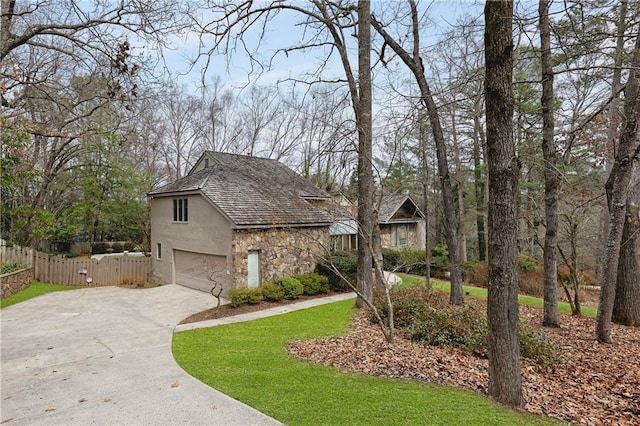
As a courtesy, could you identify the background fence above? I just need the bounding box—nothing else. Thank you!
[0,245,34,266]
[33,253,152,286]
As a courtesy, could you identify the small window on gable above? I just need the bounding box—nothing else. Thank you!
[204,158,209,168]
[173,198,188,222]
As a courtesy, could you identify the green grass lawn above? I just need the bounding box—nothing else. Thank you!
[1,281,80,309]
[397,273,598,318]
[173,299,560,426]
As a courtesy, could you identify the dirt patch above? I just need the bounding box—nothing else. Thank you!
[287,305,640,426]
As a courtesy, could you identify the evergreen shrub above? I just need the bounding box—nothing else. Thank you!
[277,277,303,300]
[316,250,357,291]
[261,282,284,302]
[91,242,109,254]
[295,273,329,295]
[111,242,124,253]
[228,287,263,307]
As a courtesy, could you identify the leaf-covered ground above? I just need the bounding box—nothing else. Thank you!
[287,305,640,426]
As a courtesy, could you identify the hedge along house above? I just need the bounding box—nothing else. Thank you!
[148,152,334,295]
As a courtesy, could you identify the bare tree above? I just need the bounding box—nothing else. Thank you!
[198,77,244,155]
[1,0,182,109]
[484,0,523,408]
[158,83,206,180]
[371,0,464,305]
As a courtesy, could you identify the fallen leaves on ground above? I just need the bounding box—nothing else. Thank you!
[287,305,640,425]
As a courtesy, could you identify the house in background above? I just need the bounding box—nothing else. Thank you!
[148,151,333,295]
[329,193,426,251]
[377,194,426,250]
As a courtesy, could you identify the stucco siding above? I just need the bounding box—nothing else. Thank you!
[150,194,233,288]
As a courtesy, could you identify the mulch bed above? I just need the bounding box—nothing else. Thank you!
[287,306,640,425]
[178,291,350,324]
[178,288,639,425]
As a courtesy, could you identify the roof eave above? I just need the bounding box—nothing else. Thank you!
[147,189,202,198]
[232,222,332,230]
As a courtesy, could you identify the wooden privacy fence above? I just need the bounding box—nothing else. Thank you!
[34,253,152,286]
[0,245,34,266]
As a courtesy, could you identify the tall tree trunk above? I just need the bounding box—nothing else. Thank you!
[484,0,523,408]
[597,0,628,280]
[539,0,560,328]
[356,0,374,307]
[371,0,464,305]
[420,111,432,287]
[473,101,487,261]
[451,99,468,263]
[596,32,640,343]
[613,164,640,326]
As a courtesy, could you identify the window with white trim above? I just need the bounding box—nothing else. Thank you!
[173,198,188,222]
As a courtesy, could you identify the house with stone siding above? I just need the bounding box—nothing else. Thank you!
[329,194,426,251]
[148,151,333,295]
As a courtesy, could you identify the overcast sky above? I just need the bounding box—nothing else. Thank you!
[156,1,486,95]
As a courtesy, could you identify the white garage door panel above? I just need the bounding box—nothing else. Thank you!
[174,250,227,293]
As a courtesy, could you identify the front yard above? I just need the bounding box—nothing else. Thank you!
[173,298,557,426]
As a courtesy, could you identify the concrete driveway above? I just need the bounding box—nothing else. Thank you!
[1,285,282,425]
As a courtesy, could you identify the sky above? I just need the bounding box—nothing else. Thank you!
[156,1,486,95]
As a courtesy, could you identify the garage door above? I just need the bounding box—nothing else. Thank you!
[174,250,228,294]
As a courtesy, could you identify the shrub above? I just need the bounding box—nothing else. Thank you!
[295,273,329,295]
[371,287,442,328]
[91,242,109,254]
[277,277,304,300]
[431,244,449,267]
[382,249,428,276]
[111,242,124,253]
[517,254,539,272]
[0,262,30,274]
[372,287,564,370]
[261,282,284,302]
[398,249,428,276]
[382,249,400,271]
[123,241,135,252]
[406,303,488,350]
[464,261,488,287]
[316,251,357,292]
[228,287,263,308]
[464,260,543,297]
[519,269,544,297]
[519,324,565,371]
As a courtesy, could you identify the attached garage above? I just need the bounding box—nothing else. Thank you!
[173,249,229,294]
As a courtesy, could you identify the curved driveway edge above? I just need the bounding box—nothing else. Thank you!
[1,285,282,425]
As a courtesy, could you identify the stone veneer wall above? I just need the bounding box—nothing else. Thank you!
[1,268,34,299]
[379,223,419,250]
[231,226,329,287]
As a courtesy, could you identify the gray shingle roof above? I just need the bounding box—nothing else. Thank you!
[378,194,425,223]
[149,152,333,227]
